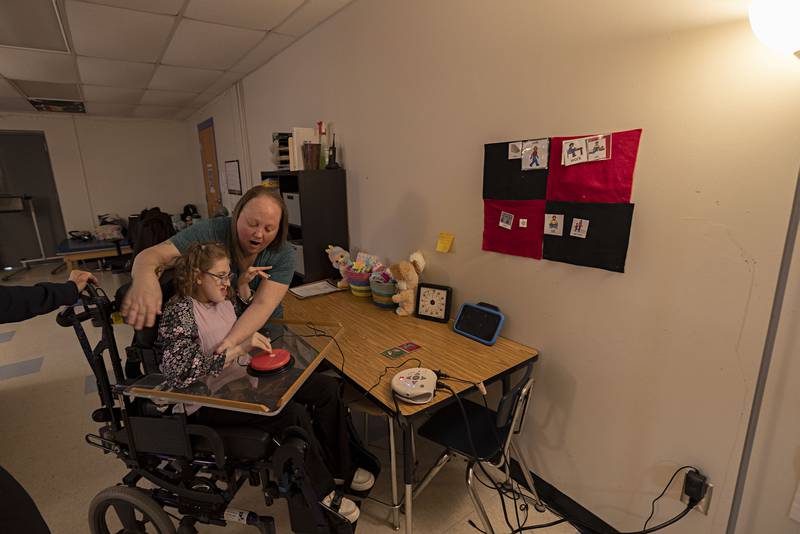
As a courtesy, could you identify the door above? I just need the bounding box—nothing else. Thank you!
[197,118,222,216]
[0,131,66,268]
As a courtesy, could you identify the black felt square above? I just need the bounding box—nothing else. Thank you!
[483,142,548,200]
[542,202,634,273]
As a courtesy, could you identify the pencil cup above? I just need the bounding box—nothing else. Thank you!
[345,269,371,298]
[370,280,397,308]
[301,143,321,170]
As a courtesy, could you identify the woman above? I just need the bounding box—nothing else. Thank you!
[156,242,367,523]
[122,187,375,514]
[122,185,293,356]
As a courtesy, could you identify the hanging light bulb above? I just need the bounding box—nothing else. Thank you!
[749,0,800,57]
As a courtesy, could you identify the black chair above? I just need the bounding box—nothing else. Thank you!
[57,283,353,534]
[414,360,544,534]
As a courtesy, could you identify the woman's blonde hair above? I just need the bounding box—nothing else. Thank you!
[229,185,288,271]
[173,242,232,299]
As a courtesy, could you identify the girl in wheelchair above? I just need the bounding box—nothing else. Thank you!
[157,242,375,523]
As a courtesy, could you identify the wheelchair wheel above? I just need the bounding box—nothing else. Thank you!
[89,486,176,534]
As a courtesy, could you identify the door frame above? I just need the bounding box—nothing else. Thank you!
[197,118,222,217]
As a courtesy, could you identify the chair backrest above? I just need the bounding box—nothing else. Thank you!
[494,360,534,430]
[493,360,535,465]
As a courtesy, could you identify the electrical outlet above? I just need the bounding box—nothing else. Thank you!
[680,476,713,515]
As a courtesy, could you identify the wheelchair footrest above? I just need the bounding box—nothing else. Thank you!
[224,509,276,534]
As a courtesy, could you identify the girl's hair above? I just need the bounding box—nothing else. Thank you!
[229,185,288,270]
[173,242,231,298]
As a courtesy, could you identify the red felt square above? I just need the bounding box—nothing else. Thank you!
[546,128,642,203]
[482,199,545,259]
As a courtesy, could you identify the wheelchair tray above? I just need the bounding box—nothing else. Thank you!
[124,319,342,416]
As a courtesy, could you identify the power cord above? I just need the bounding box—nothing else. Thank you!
[346,357,423,407]
[438,372,538,533]
[539,492,700,534]
[437,370,707,534]
[302,322,346,374]
[547,500,696,534]
[437,381,540,533]
[234,322,346,372]
[437,373,703,534]
[643,465,698,530]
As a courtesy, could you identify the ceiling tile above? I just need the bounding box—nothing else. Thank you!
[191,91,216,107]
[0,0,68,52]
[77,57,156,88]
[230,32,295,73]
[12,80,81,100]
[141,89,196,106]
[190,71,241,106]
[149,65,222,93]
[79,0,184,16]
[0,96,36,112]
[66,0,175,62]
[184,0,303,31]
[161,19,264,70]
[173,107,196,120]
[133,105,181,119]
[0,48,78,83]
[0,78,22,98]
[82,85,144,104]
[85,102,136,116]
[275,0,351,37]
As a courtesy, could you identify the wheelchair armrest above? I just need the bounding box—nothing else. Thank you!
[186,424,226,469]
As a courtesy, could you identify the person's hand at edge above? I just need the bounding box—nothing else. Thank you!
[68,270,98,293]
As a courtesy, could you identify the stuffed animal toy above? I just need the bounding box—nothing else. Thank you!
[326,245,352,288]
[390,251,426,316]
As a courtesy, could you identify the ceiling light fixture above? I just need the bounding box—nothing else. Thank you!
[748,0,800,56]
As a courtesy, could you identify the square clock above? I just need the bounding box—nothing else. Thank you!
[415,283,453,323]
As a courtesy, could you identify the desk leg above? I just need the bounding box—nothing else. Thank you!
[389,418,400,530]
[403,421,414,534]
[51,262,66,275]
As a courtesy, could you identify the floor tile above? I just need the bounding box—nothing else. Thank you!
[85,374,97,394]
[0,356,43,380]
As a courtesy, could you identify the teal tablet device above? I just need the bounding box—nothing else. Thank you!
[452,302,504,345]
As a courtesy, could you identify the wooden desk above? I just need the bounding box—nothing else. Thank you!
[285,291,539,534]
[285,291,537,416]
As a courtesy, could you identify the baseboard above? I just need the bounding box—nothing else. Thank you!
[509,459,619,534]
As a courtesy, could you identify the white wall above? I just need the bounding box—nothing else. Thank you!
[0,112,203,234]
[73,117,203,222]
[738,234,800,534]
[0,112,93,232]
[187,86,251,216]
[189,1,800,532]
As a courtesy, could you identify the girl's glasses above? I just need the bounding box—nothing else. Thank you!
[203,271,234,284]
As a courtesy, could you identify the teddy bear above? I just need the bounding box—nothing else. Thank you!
[325,245,352,288]
[390,251,426,316]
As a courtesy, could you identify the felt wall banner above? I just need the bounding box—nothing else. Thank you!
[482,199,545,259]
[483,141,548,200]
[546,128,641,203]
[542,201,635,272]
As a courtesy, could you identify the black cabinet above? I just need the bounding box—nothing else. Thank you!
[261,169,348,285]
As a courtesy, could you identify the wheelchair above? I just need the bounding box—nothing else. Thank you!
[57,280,356,534]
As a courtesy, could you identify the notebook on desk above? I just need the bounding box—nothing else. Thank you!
[288,279,346,299]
